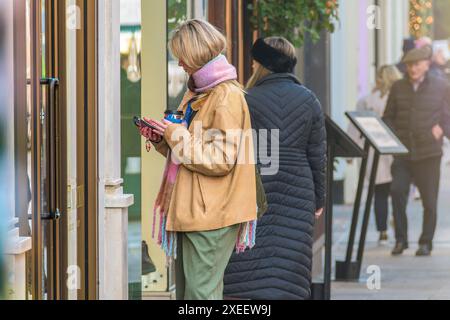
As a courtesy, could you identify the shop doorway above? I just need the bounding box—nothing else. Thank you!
[13,0,98,300]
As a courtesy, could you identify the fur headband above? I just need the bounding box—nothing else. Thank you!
[251,38,297,74]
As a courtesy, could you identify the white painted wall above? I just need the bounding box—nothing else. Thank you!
[188,0,208,19]
[98,0,134,300]
[378,0,410,66]
[331,0,376,194]
[120,0,141,25]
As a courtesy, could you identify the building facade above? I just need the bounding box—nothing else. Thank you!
[4,0,133,300]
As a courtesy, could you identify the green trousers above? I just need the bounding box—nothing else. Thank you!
[175,224,239,300]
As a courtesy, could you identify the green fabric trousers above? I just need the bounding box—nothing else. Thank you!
[175,224,239,300]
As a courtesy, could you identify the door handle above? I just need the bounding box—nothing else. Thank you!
[28,209,60,221]
[41,209,61,221]
[29,78,61,221]
[46,78,61,221]
[26,78,61,221]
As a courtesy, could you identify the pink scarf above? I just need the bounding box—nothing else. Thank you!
[152,54,255,263]
[152,156,179,263]
[192,54,237,93]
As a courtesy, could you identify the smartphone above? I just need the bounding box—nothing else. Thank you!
[133,116,159,131]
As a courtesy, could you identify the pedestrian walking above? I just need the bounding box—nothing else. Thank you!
[223,37,327,300]
[348,65,402,245]
[430,48,449,82]
[415,37,449,82]
[139,19,257,300]
[383,45,450,256]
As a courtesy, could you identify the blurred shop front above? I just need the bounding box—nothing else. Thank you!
[4,0,134,300]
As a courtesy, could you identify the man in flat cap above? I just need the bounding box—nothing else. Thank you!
[383,45,450,256]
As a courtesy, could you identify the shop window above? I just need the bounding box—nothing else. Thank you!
[120,0,142,300]
[167,0,208,111]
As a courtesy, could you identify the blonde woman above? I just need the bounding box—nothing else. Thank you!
[224,37,327,300]
[348,65,402,244]
[139,19,257,300]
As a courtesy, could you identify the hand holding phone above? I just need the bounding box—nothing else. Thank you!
[134,116,159,130]
[134,116,163,143]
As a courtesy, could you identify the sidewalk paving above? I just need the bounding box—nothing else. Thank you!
[331,159,450,300]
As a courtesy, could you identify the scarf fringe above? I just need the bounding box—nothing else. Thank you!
[152,205,178,264]
[152,204,258,261]
[235,220,258,254]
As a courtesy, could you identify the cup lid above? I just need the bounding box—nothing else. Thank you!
[164,110,184,116]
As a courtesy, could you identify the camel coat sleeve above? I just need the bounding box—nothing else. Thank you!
[163,90,246,177]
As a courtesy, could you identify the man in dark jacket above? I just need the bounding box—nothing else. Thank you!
[383,45,450,256]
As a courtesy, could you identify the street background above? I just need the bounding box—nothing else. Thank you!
[332,145,450,300]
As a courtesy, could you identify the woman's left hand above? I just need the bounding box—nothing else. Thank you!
[148,119,171,137]
[315,208,324,219]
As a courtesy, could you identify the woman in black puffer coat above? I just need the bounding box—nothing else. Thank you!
[224,37,327,300]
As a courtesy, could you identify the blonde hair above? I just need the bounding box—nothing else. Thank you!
[375,65,402,97]
[169,19,227,71]
[246,37,296,89]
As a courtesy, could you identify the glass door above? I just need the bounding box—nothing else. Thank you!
[15,0,97,300]
[25,0,65,300]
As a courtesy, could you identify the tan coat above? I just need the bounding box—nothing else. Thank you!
[153,81,257,232]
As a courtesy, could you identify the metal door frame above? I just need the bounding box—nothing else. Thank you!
[24,0,68,300]
[75,0,98,300]
[14,0,98,300]
[29,0,44,300]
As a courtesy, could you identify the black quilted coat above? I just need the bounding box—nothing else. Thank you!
[223,73,327,300]
[383,73,450,161]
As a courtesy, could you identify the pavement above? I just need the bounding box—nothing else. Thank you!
[331,155,450,300]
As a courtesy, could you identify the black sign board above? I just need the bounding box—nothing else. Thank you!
[326,115,365,158]
[346,111,408,155]
[311,116,364,301]
[335,112,409,283]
